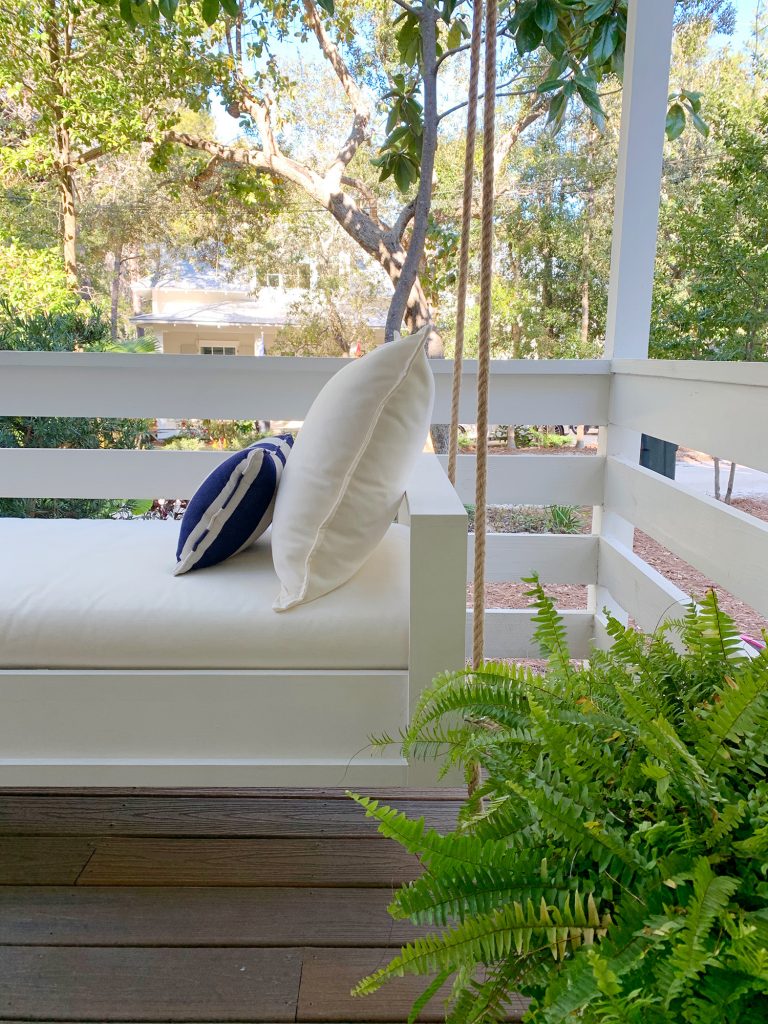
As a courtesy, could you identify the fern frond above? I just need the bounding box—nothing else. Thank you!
[663,858,739,1005]
[697,656,768,772]
[404,969,452,1024]
[507,778,644,873]
[353,895,606,996]
[524,574,574,681]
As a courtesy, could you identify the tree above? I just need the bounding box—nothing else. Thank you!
[127,0,655,353]
[0,0,210,291]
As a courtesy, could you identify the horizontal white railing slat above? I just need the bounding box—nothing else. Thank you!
[605,456,768,617]
[0,353,611,423]
[611,360,768,473]
[598,537,691,634]
[468,533,597,584]
[439,453,605,506]
[0,449,606,503]
[467,609,593,660]
[0,448,229,499]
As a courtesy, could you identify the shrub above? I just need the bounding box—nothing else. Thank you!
[352,583,768,1022]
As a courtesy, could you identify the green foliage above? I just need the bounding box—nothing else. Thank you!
[547,503,581,533]
[652,95,768,361]
[0,241,78,316]
[0,303,153,519]
[351,585,768,1021]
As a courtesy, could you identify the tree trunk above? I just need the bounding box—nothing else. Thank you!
[714,456,721,500]
[581,202,591,349]
[110,244,123,341]
[58,165,78,291]
[724,460,737,504]
[384,1,439,345]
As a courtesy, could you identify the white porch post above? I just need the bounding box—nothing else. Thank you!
[591,0,676,628]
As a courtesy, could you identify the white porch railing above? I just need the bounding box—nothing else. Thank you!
[1,352,765,661]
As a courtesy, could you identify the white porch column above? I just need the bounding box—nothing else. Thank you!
[591,0,676,629]
[604,0,676,359]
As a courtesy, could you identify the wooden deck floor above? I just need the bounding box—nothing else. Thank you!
[0,788,528,1022]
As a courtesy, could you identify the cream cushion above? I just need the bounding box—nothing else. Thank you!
[0,519,409,670]
[271,328,434,610]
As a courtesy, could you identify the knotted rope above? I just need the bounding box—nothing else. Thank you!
[447,0,483,487]
[472,0,497,672]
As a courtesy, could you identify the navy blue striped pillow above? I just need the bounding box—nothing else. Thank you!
[174,434,294,575]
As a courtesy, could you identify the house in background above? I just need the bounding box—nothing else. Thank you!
[130,261,386,355]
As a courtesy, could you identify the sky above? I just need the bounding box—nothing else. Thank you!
[211,1,764,143]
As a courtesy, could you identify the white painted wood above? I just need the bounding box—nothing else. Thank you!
[403,455,468,787]
[0,670,407,763]
[467,533,597,584]
[0,447,607,503]
[0,352,611,423]
[0,448,229,499]
[439,453,605,506]
[605,456,768,616]
[593,0,675,622]
[0,760,409,788]
[405,459,468,702]
[610,368,768,473]
[604,0,676,359]
[598,536,692,634]
[466,609,594,661]
[614,359,768,387]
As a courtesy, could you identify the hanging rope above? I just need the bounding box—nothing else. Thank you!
[447,0,483,487]
[472,0,497,672]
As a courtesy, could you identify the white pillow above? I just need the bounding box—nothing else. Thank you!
[271,327,434,610]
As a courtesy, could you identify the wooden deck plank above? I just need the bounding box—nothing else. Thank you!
[0,839,95,885]
[296,948,528,1022]
[0,887,425,947]
[0,795,461,838]
[0,947,303,1022]
[76,838,420,887]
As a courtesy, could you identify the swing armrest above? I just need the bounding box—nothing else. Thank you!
[401,452,468,525]
[401,454,468,715]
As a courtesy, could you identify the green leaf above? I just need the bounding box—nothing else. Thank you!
[130,0,152,26]
[201,0,220,25]
[119,0,137,24]
[446,19,462,51]
[515,14,543,56]
[584,0,613,23]
[393,155,416,194]
[666,102,686,141]
[590,17,620,65]
[534,0,557,33]
[316,0,334,14]
[692,111,710,138]
[158,0,178,18]
[220,0,240,16]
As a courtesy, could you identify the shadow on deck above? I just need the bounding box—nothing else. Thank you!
[0,787,528,1022]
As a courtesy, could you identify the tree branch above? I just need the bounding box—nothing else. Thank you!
[301,0,372,184]
[73,144,105,166]
[391,199,416,243]
[493,96,547,181]
[340,174,380,223]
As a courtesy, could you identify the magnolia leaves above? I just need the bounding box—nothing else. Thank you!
[667,89,709,141]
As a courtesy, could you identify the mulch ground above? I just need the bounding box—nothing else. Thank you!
[469,495,768,640]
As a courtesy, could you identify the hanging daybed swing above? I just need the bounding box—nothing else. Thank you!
[0,0,499,789]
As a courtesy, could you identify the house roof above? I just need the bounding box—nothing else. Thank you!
[131,299,387,330]
[134,261,254,294]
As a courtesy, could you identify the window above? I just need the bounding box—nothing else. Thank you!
[267,273,281,288]
[200,345,237,356]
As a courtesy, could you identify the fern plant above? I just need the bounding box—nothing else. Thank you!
[351,581,768,1023]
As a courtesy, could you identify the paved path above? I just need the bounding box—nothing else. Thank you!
[675,462,768,499]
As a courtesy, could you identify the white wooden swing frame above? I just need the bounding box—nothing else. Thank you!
[0,0,688,787]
